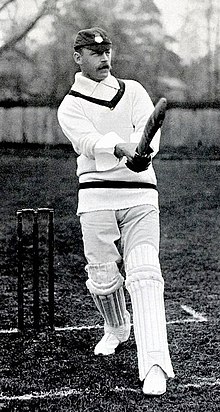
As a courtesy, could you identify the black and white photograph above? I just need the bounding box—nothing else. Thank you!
[0,1,219,411]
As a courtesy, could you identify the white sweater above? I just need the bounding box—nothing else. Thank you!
[57,72,160,214]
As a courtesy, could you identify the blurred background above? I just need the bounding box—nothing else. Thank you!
[0,0,220,149]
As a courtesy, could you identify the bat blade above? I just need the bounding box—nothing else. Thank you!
[137,97,167,156]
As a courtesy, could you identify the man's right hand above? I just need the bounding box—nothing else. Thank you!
[114,143,137,163]
[114,142,151,172]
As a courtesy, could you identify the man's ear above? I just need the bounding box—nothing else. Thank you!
[73,51,82,65]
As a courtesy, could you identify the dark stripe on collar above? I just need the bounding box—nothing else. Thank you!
[68,79,125,110]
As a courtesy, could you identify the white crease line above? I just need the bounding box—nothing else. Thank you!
[0,318,206,334]
[55,315,208,332]
[55,324,103,332]
[1,379,220,402]
[0,305,208,334]
[0,328,18,334]
[114,386,139,393]
[0,388,82,401]
[168,318,206,325]
[183,378,220,389]
[181,305,208,322]
[0,325,103,334]
[115,378,220,393]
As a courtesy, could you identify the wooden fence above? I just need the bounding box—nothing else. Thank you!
[0,106,220,147]
[0,107,65,145]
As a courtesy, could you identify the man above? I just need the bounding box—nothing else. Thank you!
[58,27,174,396]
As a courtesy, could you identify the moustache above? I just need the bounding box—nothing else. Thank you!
[98,64,111,70]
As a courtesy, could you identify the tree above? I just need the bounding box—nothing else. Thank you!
[0,0,184,103]
[178,0,220,100]
[0,0,56,56]
[50,0,183,100]
[0,0,59,100]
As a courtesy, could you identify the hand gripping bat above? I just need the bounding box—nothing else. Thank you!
[126,97,167,172]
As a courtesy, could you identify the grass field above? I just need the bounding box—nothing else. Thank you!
[0,145,219,411]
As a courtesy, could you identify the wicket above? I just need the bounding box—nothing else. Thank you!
[17,208,54,331]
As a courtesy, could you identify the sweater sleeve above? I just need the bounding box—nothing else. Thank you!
[57,95,124,171]
[129,81,161,157]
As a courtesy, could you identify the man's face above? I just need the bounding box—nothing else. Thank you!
[74,47,112,82]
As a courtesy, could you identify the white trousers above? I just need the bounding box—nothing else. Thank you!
[80,204,160,264]
[80,205,174,380]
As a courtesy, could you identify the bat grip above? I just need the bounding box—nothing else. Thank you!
[136,144,153,157]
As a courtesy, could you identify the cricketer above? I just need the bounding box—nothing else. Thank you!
[58,27,174,396]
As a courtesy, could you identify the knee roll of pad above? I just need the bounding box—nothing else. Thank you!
[86,261,124,295]
[125,244,164,289]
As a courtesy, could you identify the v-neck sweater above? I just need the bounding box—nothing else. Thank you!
[57,73,160,214]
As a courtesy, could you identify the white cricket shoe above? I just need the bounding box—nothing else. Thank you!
[94,333,121,355]
[143,365,167,396]
[94,311,131,356]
